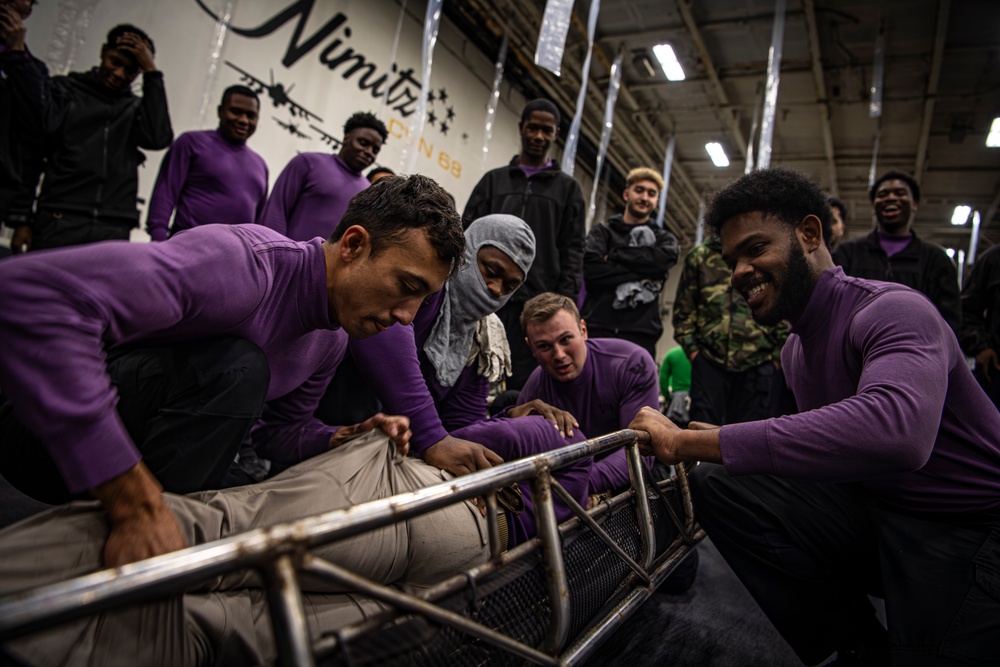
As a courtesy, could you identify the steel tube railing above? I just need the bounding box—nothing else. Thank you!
[264,554,315,667]
[626,441,657,569]
[0,429,649,640]
[301,555,560,667]
[550,479,650,585]
[532,468,570,653]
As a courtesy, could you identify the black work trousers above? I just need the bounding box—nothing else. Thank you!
[31,209,134,250]
[690,463,1000,666]
[0,337,270,504]
[688,354,777,425]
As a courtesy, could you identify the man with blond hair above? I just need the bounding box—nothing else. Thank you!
[581,167,679,358]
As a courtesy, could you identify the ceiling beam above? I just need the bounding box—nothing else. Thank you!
[913,0,951,182]
[674,0,748,159]
[802,0,838,194]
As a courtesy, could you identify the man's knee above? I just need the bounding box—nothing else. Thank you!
[187,338,270,415]
[688,462,742,527]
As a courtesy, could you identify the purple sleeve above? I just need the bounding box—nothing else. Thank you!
[255,162,270,223]
[258,157,306,237]
[721,291,950,480]
[0,234,268,492]
[439,367,490,431]
[589,448,657,494]
[146,137,192,241]
[349,325,448,453]
[453,416,591,545]
[252,348,344,464]
[617,347,660,431]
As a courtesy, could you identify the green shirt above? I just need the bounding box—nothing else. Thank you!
[659,345,692,395]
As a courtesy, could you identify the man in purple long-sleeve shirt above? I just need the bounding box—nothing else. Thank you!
[512,292,659,496]
[343,214,536,477]
[632,168,1000,665]
[0,174,465,568]
[145,85,268,241]
[259,111,386,241]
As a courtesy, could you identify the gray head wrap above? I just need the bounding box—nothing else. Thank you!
[423,214,536,386]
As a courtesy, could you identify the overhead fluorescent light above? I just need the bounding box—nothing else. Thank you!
[652,44,686,81]
[987,117,1000,147]
[951,205,972,225]
[705,142,730,167]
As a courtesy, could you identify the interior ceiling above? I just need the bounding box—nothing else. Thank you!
[444,0,1000,254]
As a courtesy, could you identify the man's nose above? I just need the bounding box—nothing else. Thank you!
[486,277,503,298]
[391,300,420,327]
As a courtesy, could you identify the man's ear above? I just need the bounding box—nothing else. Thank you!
[579,318,588,339]
[797,215,825,253]
[524,337,538,361]
[337,225,369,264]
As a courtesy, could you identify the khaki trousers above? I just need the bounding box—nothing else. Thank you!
[0,430,489,666]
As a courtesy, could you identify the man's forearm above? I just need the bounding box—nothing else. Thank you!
[675,428,724,464]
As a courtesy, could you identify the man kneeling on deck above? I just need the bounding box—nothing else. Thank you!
[631,168,1000,666]
[0,175,466,569]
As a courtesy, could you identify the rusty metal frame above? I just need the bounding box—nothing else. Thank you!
[0,429,702,666]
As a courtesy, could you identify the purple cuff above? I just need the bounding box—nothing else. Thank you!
[718,420,775,476]
[58,411,142,493]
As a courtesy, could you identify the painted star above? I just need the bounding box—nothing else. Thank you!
[428,110,438,125]
[446,106,455,121]
[427,90,436,103]
[440,121,449,135]
[438,88,448,103]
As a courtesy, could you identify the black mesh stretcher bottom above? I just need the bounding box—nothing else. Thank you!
[318,477,692,667]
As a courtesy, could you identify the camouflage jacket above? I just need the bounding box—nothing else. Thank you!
[671,240,788,371]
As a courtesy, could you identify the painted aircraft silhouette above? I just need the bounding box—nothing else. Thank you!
[225,61,323,123]
[273,117,310,139]
[309,124,342,150]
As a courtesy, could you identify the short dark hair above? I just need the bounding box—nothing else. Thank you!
[705,168,833,245]
[827,196,846,220]
[344,111,388,142]
[220,85,259,106]
[106,24,155,55]
[330,174,465,277]
[869,171,921,203]
[520,99,561,127]
[366,166,394,183]
[521,292,581,334]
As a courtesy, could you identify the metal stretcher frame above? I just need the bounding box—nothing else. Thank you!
[0,429,703,666]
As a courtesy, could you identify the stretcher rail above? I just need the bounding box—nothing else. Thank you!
[0,428,702,667]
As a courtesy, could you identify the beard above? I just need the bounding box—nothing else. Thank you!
[753,241,813,326]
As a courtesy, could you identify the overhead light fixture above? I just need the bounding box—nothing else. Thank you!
[652,44,685,81]
[705,142,730,167]
[951,205,972,225]
[945,248,956,259]
[987,117,1000,147]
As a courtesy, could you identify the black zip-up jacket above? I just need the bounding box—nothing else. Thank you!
[833,229,961,336]
[960,243,1000,357]
[0,48,47,225]
[8,62,173,225]
[581,214,679,337]
[462,156,585,302]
